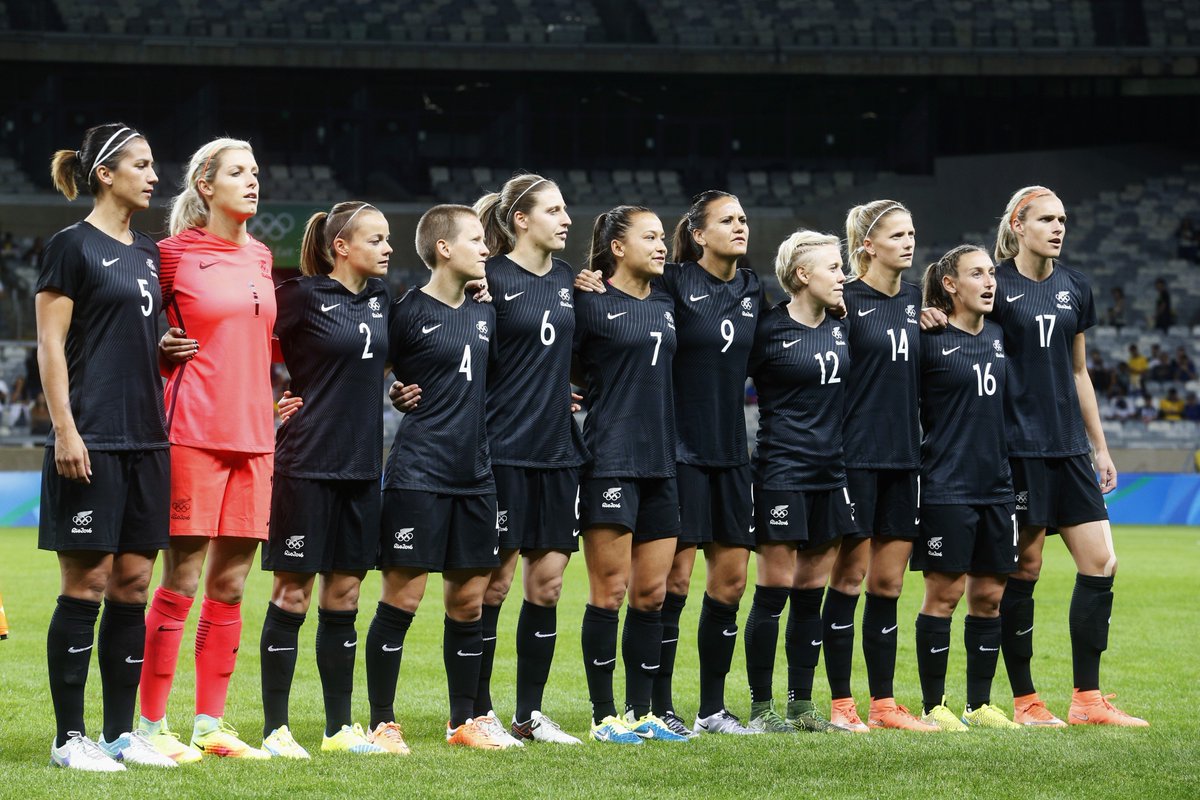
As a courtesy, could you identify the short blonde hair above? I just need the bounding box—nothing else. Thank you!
[774,229,840,296]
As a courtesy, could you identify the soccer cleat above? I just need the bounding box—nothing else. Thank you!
[322,723,387,754]
[867,698,941,732]
[262,725,311,759]
[477,711,525,748]
[50,732,126,772]
[921,699,968,733]
[511,711,582,744]
[590,715,643,745]
[693,709,760,735]
[830,697,869,733]
[136,716,203,764]
[367,721,411,755]
[747,700,796,733]
[786,699,844,733]
[962,704,1021,730]
[191,715,271,759]
[624,710,689,742]
[1068,690,1149,728]
[99,729,178,767]
[1013,692,1067,728]
[659,711,698,739]
[446,718,512,749]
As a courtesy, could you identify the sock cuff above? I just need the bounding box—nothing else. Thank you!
[824,587,860,608]
[520,599,556,618]
[265,602,307,627]
[482,603,503,620]
[662,592,687,613]
[584,604,620,622]
[444,615,482,635]
[752,584,790,612]
[200,596,241,623]
[864,592,898,609]
[789,586,824,615]
[1075,573,1114,591]
[317,607,357,626]
[152,586,195,618]
[56,594,101,619]
[1005,577,1037,597]
[376,600,416,625]
[101,598,145,618]
[626,606,662,626]
[701,592,739,619]
[964,614,1001,631]
[915,612,952,633]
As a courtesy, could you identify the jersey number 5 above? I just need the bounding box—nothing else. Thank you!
[136,279,153,317]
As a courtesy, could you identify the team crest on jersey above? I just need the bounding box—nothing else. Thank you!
[394,528,415,550]
[496,509,509,533]
[369,296,383,317]
[71,510,94,535]
[928,536,943,557]
[602,486,623,508]
[741,297,754,317]
[769,504,789,526]
[145,257,158,277]
[993,339,1006,358]
[906,304,918,324]
[665,311,675,329]
[259,260,271,278]
[477,320,490,341]
[559,287,573,308]
[1055,290,1072,309]
[1015,491,1028,511]
[832,326,846,345]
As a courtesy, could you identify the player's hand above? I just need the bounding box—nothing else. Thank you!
[1095,450,1118,494]
[574,269,605,293]
[827,300,848,320]
[159,327,198,363]
[570,391,583,413]
[466,278,491,303]
[389,381,422,413]
[277,390,303,423]
[919,307,948,330]
[54,428,91,483]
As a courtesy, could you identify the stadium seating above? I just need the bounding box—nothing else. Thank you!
[427,165,690,207]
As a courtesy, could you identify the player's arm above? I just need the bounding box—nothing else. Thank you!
[35,291,90,482]
[574,269,605,293]
[1072,331,1116,493]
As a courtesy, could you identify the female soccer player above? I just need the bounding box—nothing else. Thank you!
[922,187,1147,727]
[37,123,176,771]
[470,174,585,745]
[824,201,938,732]
[136,138,275,760]
[911,245,1019,731]
[743,230,853,735]
[366,204,516,750]
[574,206,688,744]
[577,191,761,736]
[255,202,392,758]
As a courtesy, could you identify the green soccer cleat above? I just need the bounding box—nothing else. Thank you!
[787,699,845,733]
[747,701,796,733]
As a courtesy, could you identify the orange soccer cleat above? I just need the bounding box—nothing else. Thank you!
[867,698,941,732]
[1068,690,1149,727]
[1013,692,1067,728]
[830,697,869,733]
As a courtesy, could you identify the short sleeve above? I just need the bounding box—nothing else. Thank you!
[273,278,306,341]
[747,310,772,378]
[1077,273,1097,333]
[388,292,414,377]
[36,229,86,299]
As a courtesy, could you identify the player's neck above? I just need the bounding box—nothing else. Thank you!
[330,264,367,294]
[787,292,826,327]
[608,269,651,299]
[84,201,135,245]
[697,252,737,281]
[422,268,468,308]
[202,211,249,246]
[1014,250,1053,281]
[949,307,985,335]
[860,265,902,296]
[507,241,553,276]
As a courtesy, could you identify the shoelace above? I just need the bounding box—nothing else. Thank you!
[536,715,566,733]
[476,716,509,740]
[717,710,743,724]
[215,719,243,738]
[68,733,110,760]
[127,729,161,754]
[1098,693,1132,717]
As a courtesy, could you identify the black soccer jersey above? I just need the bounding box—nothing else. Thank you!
[841,279,922,470]
[383,287,496,494]
[484,255,587,468]
[990,260,1097,457]
[659,261,763,467]
[919,320,1013,504]
[573,283,677,478]
[273,275,389,480]
[35,221,168,450]
[749,303,851,491]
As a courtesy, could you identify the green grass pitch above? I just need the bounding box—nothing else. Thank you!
[0,525,1196,799]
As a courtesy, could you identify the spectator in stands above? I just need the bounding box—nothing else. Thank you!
[1172,346,1197,382]
[1183,391,1200,421]
[1112,362,1132,396]
[1105,389,1136,422]
[1149,343,1173,382]
[1159,388,1185,421]
[1152,277,1173,333]
[1138,392,1158,423]
[1087,350,1112,393]
[1176,218,1199,263]
[1126,344,1148,389]
[1105,286,1126,329]
[0,232,14,256]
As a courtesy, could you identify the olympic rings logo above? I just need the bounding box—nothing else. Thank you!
[602,487,622,502]
[770,505,788,520]
[395,529,415,543]
[248,213,296,241]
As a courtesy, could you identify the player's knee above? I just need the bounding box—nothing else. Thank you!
[968,596,1001,618]
[275,583,311,615]
[1013,555,1041,582]
[830,574,864,596]
[205,571,247,604]
[528,575,562,606]
[867,573,903,599]
[665,574,691,597]
[444,594,483,623]
[709,574,746,605]
[629,584,666,612]
[484,578,513,607]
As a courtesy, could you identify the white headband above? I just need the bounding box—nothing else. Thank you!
[508,179,548,223]
[855,204,906,253]
[333,203,374,242]
[91,127,141,175]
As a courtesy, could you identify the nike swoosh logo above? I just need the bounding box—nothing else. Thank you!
[810,639,823,646]
[661,638,679,644]
[770,611,783,618]
[639,663,660,670]
[101,257,119,266]
[125,656,144,664]
[421,324,442,334]
[689,294,710,302]
[267,646,295,652]
[1006,294,1024,302]
[721,629,738,637]
[67,645,93,654]
[343,640,357,648]
[199,261,217,269]
[504,291,525,301]
[533,631,557,638]
[592,657,616,666]
[382,644,403,652]
[1016,626,1033,636]
[979,646,999,652]
[321,303,341,312]
[782,339,802,348]
[882,625,898,635]
[607,312,628,320]
[457,650,483,657]
[1071,712,1089,721]
[482,636,497,642]
[157,625,181,632]
[831,622,853,630]
[857,307,877,316]
[942,346,961,355]
[930,646,950,654]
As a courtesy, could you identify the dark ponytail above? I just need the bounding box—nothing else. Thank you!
[587,205,651,279]
[299,200,376,277]
[671,189,738,263]
[50,121,143,201]
[922,244,986,315]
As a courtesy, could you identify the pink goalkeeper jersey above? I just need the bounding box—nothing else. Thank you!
[160,227,277,452]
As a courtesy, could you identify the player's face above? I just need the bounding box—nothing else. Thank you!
[864,212,914,271]
[797,244,845,306]
[614,212,667,279]
[946,250,996,315]
[102,138,158,211]
[1014,194,1066,260]
[204,149,260,222]
[341,211,391,279]
[695,199,748,259]
[445,215,489,281]
[518,187,571,253]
